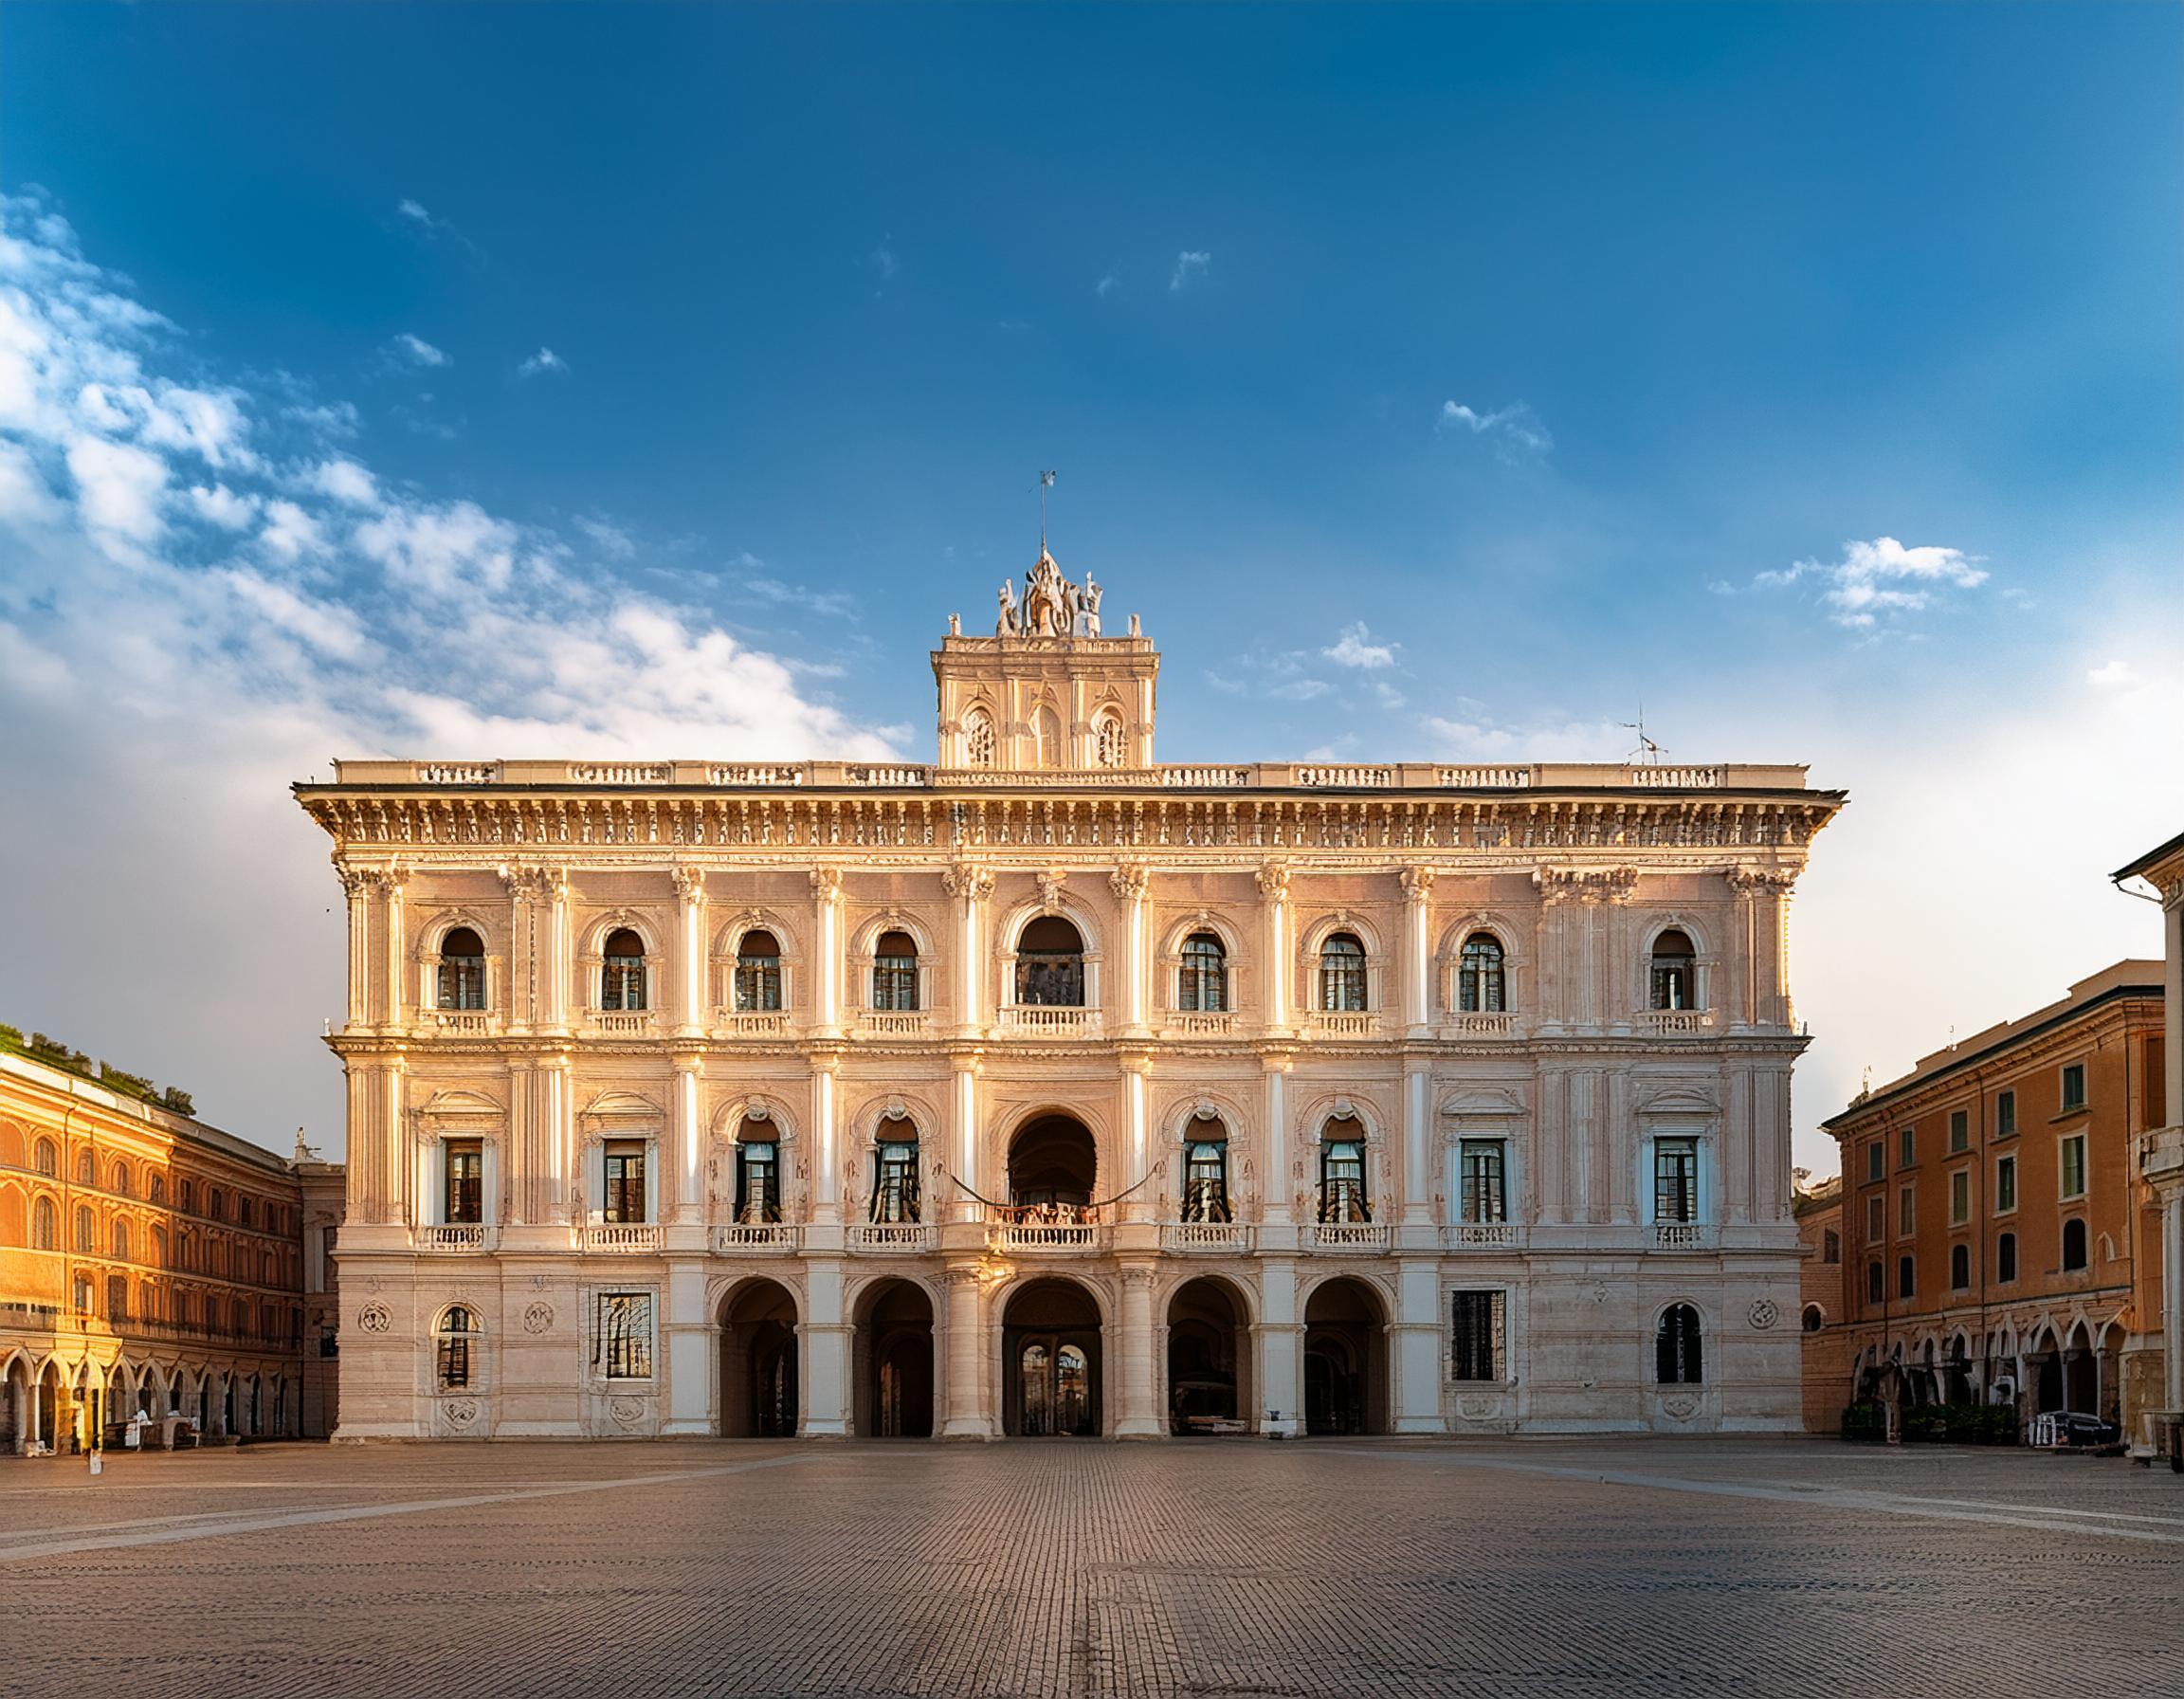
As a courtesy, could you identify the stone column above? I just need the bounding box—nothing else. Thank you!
[671,1052,704,1226]
[337,867,372,1032]
[538,868,572,1033]
[1257,863,1292,1032]
[940,1267,991,1438]
[1400,866,1434,1036]
[811,867,843,1037]
[1256,1259,1302,1436]
[377,866,410,1032]
[540,1053,573,1225]
[811,1056,841,1225]
[662,1256,712,1435]
[1116,1263,1160,1437]
[943,862,993,1036]
[801,1256,849,1437]
[1402,1061,1432,1226]
[949,1053,982,1225]
[1262,1055,1293,1229]
[1121,1053,1152,1223]
[672,866,707,1037]
[1111,862,1151,1036]
[1392,1255,1444,1434]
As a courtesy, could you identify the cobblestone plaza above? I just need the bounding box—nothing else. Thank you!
[6,1439,2181,1697]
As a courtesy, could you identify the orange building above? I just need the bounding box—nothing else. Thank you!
[0,1029,342,1452]
[1792,1174,1848,1431]
[1821,961,2167,1432]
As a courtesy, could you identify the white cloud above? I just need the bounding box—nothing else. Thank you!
[1437,399,1553,461]
[576,516,636,559]
[259,498,327,562]
[1268,677,1332,702]
[1169,251,1211,292]
[743,575,856,620]
[389,333,447,369]
[1756,536,1988,629]
[353,498,518,597]
[865,239,899,286]
[2087,659,2140,687]
[65,433,167,549]
[396,198,435,227]
[1323,621,1396,669]
[1421,710,1630,762]
[518,346,568,378]
[0,439,60,524]
[186,483,259,529]
[308,458,378,507]
[1374,681,1407,709]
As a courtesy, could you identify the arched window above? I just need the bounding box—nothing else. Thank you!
[76,1148,95,1186]
[74,1205,94,1253]
[870,1121,920,1224]
[737,1137,782,1225]
[152,1226,168,1269]
[107,1274,128,1322]
[1801,1304,1825,1333]
[1457,933,1505,1014]
[1318,1122,1371,1223]
[33,1195,57,1250]
[1178,932,1227,1013]
[871,931,919,1012]
[1032,703,1062,768]
[34,1139,57,1178]
[149,1173,165,1205]
[435,1306,477,1390]
[438,925,486,1010]
[1950,1243,1971,1290]
[1015,916,1084,1007]
[1996,1231,2017,1282]
[2061,1216,2088,1271]
[112,1218,131,1261]
[1649,929,1698,1011]
[601,928,647,1012]
[1319,933,1367,1012]
[1094,712,1126,769]
[1181,1130,1231,1223]
[964,706,995,767]
[735,929,783,1013]
[111,1160,131,1197]
[1656,1305,1703,1384]
[1822,1228,1841,1264]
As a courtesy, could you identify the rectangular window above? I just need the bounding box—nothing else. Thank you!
[1319,1142,1371,1223]
[1950,1169,1970,1226]
[2060,1063,2086,1112]
[1995,1154,2017,1214]
[1995,1090,2016,1138]
[1996,1232,2018,1283]
[872,955,918,1012]
[1898,1183,1915,1237]
[1459,1140,1507,1224]
[872,1139,921,1224]
[1866,1195,1884,1244]
[1822,1228,1841,1264]
[1181,1140,1231,1224]
[444,1141,483,1225]
[1653,1139,1699,1224]
[1948,1110,1969,1154]
[2059,1134,2086,1200]
[604,1140,648,1224]
[737,1143,781,1224]
[1450,1290,1504,1382]
[1898,1126,1915,1169]
[1866,1260,1884,1305]
[1866,1142,1884,1183]
[1898,1255,1916,1300]
[597,1291,654,1379]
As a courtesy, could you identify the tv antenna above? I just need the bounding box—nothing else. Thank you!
[1620,706,1666,765]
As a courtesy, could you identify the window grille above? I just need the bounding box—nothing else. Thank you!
[1450,1290,1503,1381]
[1655,1305,1702,1384]
[1181,1138,1231,1223]
[1318,1139,1370,1223]
[598,1292,654,1379]
[1457,934,1505,1013]
[1459,1140,1506,1224]
[1094,714,1126,768]
[445,1141,483,1224]
[1652,1139,1698,1223]
[964,708,995,767]
[737,1142,781,1224]
[601,929,647,1012]
[1319,934,1367,1012]
[871,1133,920,1223]
[736,930,784,1012]
[604,1141,647,1224]
[1178,933,1227,1012]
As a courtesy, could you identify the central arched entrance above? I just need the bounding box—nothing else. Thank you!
[1003,1278,1102,1435]
[1008,1114,1098,1212]
[1167,1277,1252,1434]
[1303,1277,1388,1435]
[854,1278,934,1437]
[719,1279,799,1437]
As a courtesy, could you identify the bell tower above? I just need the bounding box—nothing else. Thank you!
[933,549,1157,772]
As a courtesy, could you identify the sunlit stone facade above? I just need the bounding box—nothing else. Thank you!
[298,559,1844,1440]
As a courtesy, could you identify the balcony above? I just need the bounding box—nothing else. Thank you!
[991,1221,1111,1255]
[718,1011,794,1038]
[579,1223,664,1253]
[1172,1012,1240,1038]
[1445,1221,1524,1251]
[712,1223,804,1253]
[428,1010,494,1037]
[1160,1221,1255,1254]
[589,1010,659,1037]
[857,1011,931,1038]
[1650,1222,1717,1252]
[1446,1013,1517,1039]
[416,1223,495,1252]
[1306,1223,1392,1253]
[846,1223,937,1253]
[1304,1011,1379,1039]
[997,1005,1101,1037]
[1635,1010,1712,1037]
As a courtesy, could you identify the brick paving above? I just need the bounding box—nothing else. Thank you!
[4,1438,2182,1698]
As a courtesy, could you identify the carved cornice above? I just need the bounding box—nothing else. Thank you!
[1534,867,1638,906]
[1726,866,1798,897]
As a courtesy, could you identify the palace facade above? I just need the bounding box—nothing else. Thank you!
[297,557,1844,1440]
[1,1035,336,1452]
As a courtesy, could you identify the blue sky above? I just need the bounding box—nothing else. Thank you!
[2,4,2177,1163]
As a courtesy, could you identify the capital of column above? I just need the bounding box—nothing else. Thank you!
[1109,861,1151,904]
[942,861,995,903]
[1399,865,1435,903]
[671,865,707,905]
[1255,860,1293,901]
[810,865,843,902]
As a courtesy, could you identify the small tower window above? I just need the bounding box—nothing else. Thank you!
[964,707,995,768]
[601,928,647,1012]
[1094,712,1126,769]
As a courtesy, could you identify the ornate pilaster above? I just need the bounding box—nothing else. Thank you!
[1110,860,1151,1035]
[810,865,844,1037]
[1725,865,1798,1032]
[1257,861,1293,1033]
[671,865,707,1037]
[1399,865,1435,1035]
[1116,1263,1161,1438]
[939,1265,992,1439]
[942,860,994,1036]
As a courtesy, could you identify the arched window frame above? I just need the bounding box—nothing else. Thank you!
[33,1139,58,1178]
[1177,931,1228,1014]
[599,925,651,1014]
[1655,1302,1704,1385]
[1178,1114,1233,1224]
[1310,1109,1377,1225]
[2060,1215,2089,1272]
[710,913,802,1021]
[1640,918,1713,1014]
[1801,1303,1826,1333]
[422,914,495,1014]
[731,928,786,1014]
[998,898,1102,1013]
[861,1105,927,1225]
[1442,922,1519,1018]
[1091,706,1127,770]
[960,703,997,769]
[32,1193,58,1251]
[1299,917,1383,1015]
[1029,699,1064,770]
[710,1099,801,1224]
[851,913,936,1017]
[433,1305,481,1391]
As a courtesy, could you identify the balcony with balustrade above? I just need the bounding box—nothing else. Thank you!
[415,1223,496,1253]
[1302,1011,1380,1040]
[715,1009,795,1039]
[856,1011,932,1039]
[988,1206,1110,1255]
[585,1010,660,1038]
[1633,1009,1714,1038]
[996,1005,1102,1038]
[579,1223,664,1253]
[425,1010,497,1038]
[1649,1222,1718,1251]
[1159,1221,1255,1254]
[1304,1222,1392,1252]
[1443,1220,1525,1251]
[711,1222,804,1253]
[1168,1011,1243,1039]
[1442,1012,1520,1040]
[846,1223,937,1253]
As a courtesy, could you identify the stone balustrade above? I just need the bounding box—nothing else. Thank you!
[579,1224,664,1252]
[846,1223,937,1252]
[1159,1222,1255,1254]
[996,1005,1101,1036]
[415,1223,494,1252]
[1306,1223,1392,1252]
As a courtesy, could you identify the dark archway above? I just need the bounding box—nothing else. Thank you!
[1003,1279,1102,1436]
[1008,1115,1098,1212]
[1167,1278,1251,1434]
[720,1279,799,1437]
[854,1279,935,1437]
[1303,1277,1388,1435]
